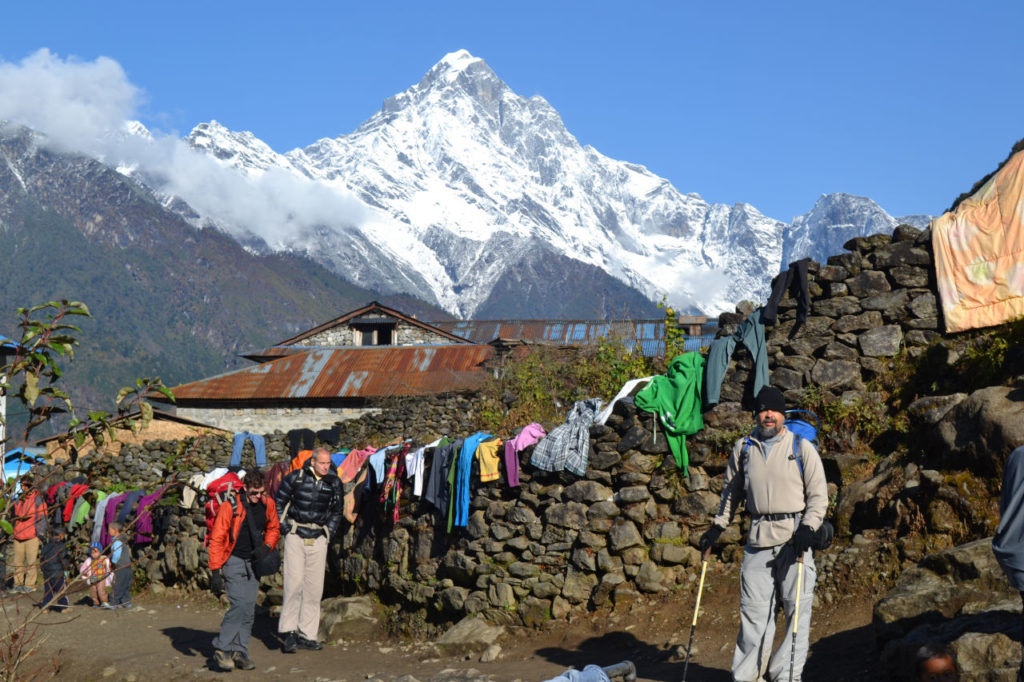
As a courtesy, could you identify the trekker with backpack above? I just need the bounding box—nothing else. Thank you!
[274,447,342,654]
[208,468,280,671]
[699,386,828,682]
[11,476,48,593]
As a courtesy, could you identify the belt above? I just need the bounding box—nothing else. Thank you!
[753,512,801,522]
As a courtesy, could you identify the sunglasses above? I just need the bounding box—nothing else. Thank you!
[246,490,265,498]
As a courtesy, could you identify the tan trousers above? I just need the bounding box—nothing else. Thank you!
[13,537,40,588]
[278,533,328,641]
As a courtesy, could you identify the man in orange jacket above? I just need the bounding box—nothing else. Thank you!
[208,469,280,672]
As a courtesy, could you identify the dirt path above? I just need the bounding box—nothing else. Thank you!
[6,564,883,681]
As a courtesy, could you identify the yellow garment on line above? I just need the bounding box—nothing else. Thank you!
[475,438,504,483]
[932,149,1024,333]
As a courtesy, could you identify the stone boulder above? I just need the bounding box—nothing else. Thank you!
[435,615,506,656]
[874,539,1021,680]
[317,595,382,642]
[933,386,1024,474]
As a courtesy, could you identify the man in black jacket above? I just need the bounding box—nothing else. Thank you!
[274,447,342,653]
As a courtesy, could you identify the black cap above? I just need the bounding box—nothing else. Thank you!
[754,386,786,414]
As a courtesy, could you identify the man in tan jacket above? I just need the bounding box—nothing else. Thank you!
[700,387,828,682]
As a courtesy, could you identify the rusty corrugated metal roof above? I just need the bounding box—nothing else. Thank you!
[169,345,495,401]
[433,318,710,355]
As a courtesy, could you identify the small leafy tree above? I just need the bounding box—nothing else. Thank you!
[657,297,689,361]
[0,300,174,680]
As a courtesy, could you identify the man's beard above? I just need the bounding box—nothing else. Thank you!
[758,424,782,439]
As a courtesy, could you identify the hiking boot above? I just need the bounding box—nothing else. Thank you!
[281,631,297,654]
[232,652,255,670]
[296,635,323,651]
[212,649,234,672]
[118,602,134,609]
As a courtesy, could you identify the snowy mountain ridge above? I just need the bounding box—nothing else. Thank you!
[130,50,930,317]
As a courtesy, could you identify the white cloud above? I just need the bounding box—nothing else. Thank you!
[0,50,366,245]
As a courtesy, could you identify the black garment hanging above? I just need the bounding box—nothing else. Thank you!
[287,429,316,457]
[763,258,811,333]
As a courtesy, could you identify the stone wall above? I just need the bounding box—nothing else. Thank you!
[37,224,980,634]
[176,404,378,434]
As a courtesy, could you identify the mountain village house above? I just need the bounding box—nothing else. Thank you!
[158,302,708,434]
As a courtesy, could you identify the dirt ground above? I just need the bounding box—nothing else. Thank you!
[5,561,882,682]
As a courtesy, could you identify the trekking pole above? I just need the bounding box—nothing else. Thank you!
[789,554,805,682]
[681,548,711,682]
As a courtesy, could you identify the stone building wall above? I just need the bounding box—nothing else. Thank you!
[175,405,378,434]
[296,321,455,347]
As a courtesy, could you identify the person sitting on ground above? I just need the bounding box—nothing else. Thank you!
[208,468,280,672]
[79,542,112,608]
[39,527,70,611]
[107,521,132,609]
[916,642,959,681]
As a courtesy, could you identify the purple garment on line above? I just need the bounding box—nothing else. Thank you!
[504,423,547,487]
[134,484,173,544]
[101,492,127,548]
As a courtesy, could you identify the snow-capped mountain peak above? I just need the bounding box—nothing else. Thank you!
[131,52,928,318]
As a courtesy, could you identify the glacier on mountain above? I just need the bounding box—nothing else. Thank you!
[125,50,929,317]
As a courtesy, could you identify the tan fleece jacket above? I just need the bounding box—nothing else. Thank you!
[712,427,828,548]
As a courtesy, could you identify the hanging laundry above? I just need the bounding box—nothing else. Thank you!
[932,148,1024,333]
[230,431,267,468]
[763,258,811,328]
[317,426,342,448]
[63,483,89,523]
[475,437,504,483]
[406,437,443,497]
[705,308,770,407]
[380,444,410,523]
[133,484,174,544]
[117,490,145,524]
[338,446,376,523]
[424,439,458,513]
[100,492,127,547]
[504,423,546,487]
[634,352,705,476]
[531,398,604,476]
[91,494,115,545]
[596,377,655,425]
[287,428,316,457]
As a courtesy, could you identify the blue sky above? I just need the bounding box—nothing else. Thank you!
[1,1,1022,221]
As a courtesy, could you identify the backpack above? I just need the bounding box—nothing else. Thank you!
[203,471,244,546]
[739,411,834,550]
[265,461,289,503]
[288,450,313,474]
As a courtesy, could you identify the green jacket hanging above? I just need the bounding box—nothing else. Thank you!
[634,352,705,475]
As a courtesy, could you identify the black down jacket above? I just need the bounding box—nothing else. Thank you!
[274,463,343,540]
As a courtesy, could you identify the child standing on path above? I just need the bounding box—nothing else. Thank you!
[40,528,70,611]
[108,522,132,608]
[79,542,112,608]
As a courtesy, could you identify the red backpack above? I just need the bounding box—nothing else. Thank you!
[203,471,244,546]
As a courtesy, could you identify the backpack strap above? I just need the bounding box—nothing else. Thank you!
[791,434,805,477]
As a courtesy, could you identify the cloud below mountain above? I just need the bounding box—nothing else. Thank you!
[0,50,366,247]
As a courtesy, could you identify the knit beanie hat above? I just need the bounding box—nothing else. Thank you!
[754,386,786,414]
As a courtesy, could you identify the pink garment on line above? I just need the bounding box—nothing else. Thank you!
[504,422,547,487]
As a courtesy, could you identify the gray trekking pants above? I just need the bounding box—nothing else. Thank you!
[212,555,258,655]
[732,544,815,682]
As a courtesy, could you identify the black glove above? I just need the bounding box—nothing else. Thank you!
[791,524,815,555]
[699,525,724,553]
[211,569,224,596]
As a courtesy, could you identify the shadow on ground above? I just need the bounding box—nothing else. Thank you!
[535,630,730,682]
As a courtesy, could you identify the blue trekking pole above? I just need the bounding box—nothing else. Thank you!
[681,548,711,682]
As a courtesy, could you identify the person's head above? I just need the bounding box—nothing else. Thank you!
[754,386,787,439]
[245,469,266,504]
[108,521,122,538]
[90,542,102,558]
[916,643,959,681]
[311,447,332,478]
[53,528,66,540]
[20,476,33,492]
